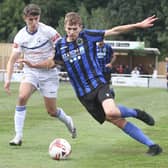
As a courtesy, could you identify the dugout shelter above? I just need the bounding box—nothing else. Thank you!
[105,40,160,74]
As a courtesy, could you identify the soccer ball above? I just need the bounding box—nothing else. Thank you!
[48,138,71,160]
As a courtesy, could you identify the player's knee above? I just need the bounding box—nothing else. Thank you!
[105,107,120,119]
[18,95,28,105]
[110,118,127,129]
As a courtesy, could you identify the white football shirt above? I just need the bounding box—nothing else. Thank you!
[12,22,61,69]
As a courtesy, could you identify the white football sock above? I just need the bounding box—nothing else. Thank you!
[56,108,70,125]
[14,106,26,138]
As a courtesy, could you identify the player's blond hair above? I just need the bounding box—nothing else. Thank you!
[64,12,82,26]
[23,4,41,17]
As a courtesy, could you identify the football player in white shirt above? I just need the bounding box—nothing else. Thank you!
[4,4,76,146]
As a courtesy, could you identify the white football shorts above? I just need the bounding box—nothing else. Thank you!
[21,68,60,98]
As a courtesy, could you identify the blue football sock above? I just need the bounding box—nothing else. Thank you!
[118,104,137,118]
[123,122,154,146]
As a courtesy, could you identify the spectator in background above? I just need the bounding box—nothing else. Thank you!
[152,68,158,79]
[131,66,140,78]
[138,64,144,74]
[116,64,124,74]
[123,65,131,74]
[96,41,116,84]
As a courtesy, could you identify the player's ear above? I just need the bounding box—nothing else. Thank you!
[80,24,83,29]
[78,24,83,31]
[23,15,26,21]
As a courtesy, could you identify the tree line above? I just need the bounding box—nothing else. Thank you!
[0,0,167,60]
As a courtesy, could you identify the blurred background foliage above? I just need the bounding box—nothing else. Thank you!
[0,0,167,59]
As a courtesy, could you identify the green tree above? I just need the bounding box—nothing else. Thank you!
[105,0,168,59]
[155,0,168,58]
[0,0,25,42]
[78,3,90,28]
[89,7,110,29]
[1,0,168,59]
[56,16,65,36]
[56,3,90,35]
[80,0,110,12]
[31,0,77,27]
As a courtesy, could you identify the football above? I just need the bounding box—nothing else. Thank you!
[48,138,71,160]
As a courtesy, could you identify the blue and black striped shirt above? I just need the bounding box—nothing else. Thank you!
[54,29,107,97]
[96,43,113,74]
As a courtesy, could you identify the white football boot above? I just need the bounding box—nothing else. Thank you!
[9,135,22,146]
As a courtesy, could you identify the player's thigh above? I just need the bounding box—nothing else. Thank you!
[19,82,36,99]
[102,98,120,117]
[97,84,118,117]
[79,95,106,124]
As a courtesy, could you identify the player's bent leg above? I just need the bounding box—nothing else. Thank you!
[102,98,121,119]
[44,97,77,139]
[56,108,77,139]
[117,105,155,126]
[122,121,162,156]
[107,117,127,129]
[108,119,162,156]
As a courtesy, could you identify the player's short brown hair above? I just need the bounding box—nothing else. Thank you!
[23,4,41,17]
[64,12,82,26]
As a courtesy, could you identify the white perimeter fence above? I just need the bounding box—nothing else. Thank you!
[0,70,167,89]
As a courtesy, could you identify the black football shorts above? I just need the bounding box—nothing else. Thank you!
[78,84,115,124]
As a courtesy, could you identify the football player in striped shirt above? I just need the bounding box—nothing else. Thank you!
[19,12,162,156]
[96,41,116,97]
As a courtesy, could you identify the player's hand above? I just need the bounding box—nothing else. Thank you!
[105,63,112,69]
[17,59,34,68]
[4,81,11,95]
[138,15,158,28]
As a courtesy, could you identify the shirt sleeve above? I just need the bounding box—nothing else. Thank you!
[84,29,105,42]
[45,25,61,44]
[12,32,23,53]
[54,41,63,63]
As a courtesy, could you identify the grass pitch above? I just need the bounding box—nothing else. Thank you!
[0,82,168,168]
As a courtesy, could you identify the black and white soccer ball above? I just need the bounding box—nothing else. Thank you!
[48,138,71,160]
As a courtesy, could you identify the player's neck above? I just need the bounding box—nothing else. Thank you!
[26,25,38,34]
[66,37,76,42]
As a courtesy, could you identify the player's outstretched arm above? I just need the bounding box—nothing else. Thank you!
[104,15,158,36]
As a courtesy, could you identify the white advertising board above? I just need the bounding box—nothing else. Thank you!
[112,76,148,87]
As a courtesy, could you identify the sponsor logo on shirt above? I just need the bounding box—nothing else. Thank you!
[105,93,110,97]
[60,46,68,50]
[62,46,85,63]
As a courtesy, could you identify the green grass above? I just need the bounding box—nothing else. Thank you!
[0,82,168,168]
